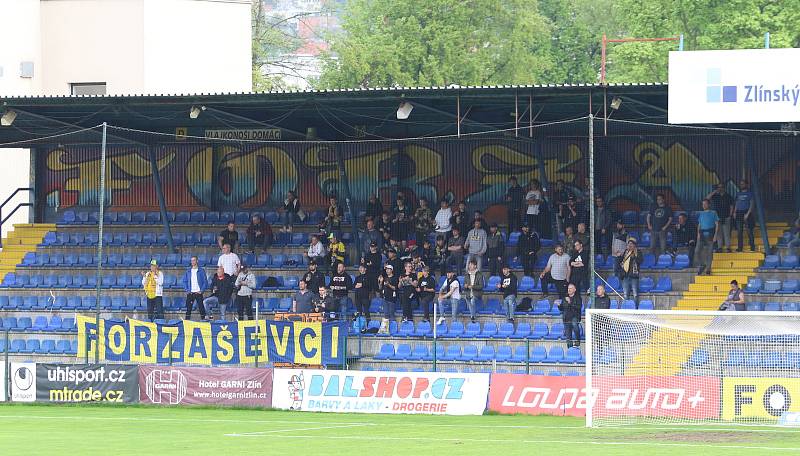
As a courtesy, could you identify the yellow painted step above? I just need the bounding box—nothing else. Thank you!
[687,283,737,293]
[693,275,750,284]
[712,260,761,269]
[713,252,764,261]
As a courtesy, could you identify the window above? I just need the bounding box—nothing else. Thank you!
[70,83,107,96]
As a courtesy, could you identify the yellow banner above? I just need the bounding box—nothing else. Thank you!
[722,377,800,420]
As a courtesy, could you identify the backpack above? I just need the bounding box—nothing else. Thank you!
[265,276,280,288]
[515,297,532,312]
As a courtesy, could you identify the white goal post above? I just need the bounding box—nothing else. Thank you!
[586,309,800,427]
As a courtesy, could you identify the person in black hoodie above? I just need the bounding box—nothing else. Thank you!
[302,261,325,294]
[360,241,383,290]
[497,264,518,322]
[561,283,583,348]
[202,266,234,321]
[593,284,611,309]
[485,223,505,277]
[378,264,398,320]
[505,176,524,235]
[417,266,436,323]
[397,262,418,322]
[384,249,403,276]
[329,262,353,317]
[353,264,372,321]
[312,286,335,320]
[517,224,541,278]
[365,194,383,222]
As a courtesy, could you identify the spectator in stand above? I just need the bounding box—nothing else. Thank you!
[505,176,524,234]
[450,202,469,236]
[360,241,382,287]
[563,225,577,256]
[365,194,383,222]
[326,233,346,269]
[446,227,466,274]
[391,196,412,247]
[593,284,611,309]
[497,264,518,323]
[203,266,234,320]
[378,264,398,320]
[707,183,734,252]
[329,262,353,317]
[381,232,395,256]
[431,235,448,276]
[618,238,642,306]
[612,220,629,275]
[463,259,485,323]
[540,243,570,299]
[302,260,325,294]
[305,235,325,268]
[181,256,208,320]
[141,260,165,320]
[721,279,746,311]
[312,286,335,318]
[594,195,613,257]
[217,243,241,277]
[376,211,393,240]
[434,199,453,238]
[672,213,696,267]
[360,218,382,254]
[696,198,720,276]
[384,248,403,275]
[647,193,673,257]
[292,279,317,313]
[734,179,756,252]
[464,219,487,271]
[517,224,540,279]
[437,268,461,324]
[485,223,505,277]
[788,214,800,254]
[234,263,256,320]
[353,264,372,322]
[561,196,583,234]
[320,196,343,236]
[417,266,437,323]
[525,179,544,235]
[561,283,582,348]
[420,239,434,266]
[412,197,434,246]
[246,214,273,254]
[570,239,590,294]
[472,210,489,232]
[280,190,300,234]
[397,262,418,322]
[552,179,571,235]
[575,223,589,251]
[218,221,240,251]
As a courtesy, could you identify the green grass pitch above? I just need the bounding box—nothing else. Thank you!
[2,404,800,455]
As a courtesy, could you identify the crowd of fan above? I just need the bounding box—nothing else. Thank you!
[136,178,760,347]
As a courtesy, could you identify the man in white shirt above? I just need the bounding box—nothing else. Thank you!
[217,243,241,277]
[437,268,462,325]
[540,243,571,300]
[434,199,453,236]
[181,256,208,320]
[525,180,543,232]
[305,235,325,267]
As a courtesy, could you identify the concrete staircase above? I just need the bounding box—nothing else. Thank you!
[0,224,56,279]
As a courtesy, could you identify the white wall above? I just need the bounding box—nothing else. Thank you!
[0,0,42,95]
[142,0,252,94]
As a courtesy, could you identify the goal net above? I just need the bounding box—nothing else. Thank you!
[586,309,800,427]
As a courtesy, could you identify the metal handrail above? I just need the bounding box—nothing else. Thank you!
[0,187,34,248]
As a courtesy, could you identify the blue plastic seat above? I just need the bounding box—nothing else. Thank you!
[762,255,780,269]
[762,280,782,293]
[779,280,799,294]
[652,276,672,293]
[464,322,481,338]
[638,300,654,310]
[392,344,413,360]
[509,322,531,339]
[32,316,48,331]
[374,344,394,360]
[479,322,497,338]
[530,322,549,339]
[533,299,550,315]
[656,254,673,268]
[409,345,429,361]
[530,346,547,362]
[494,322,515,339]
[545,346,565,363]
[496,345,513,362]
[565,347,583,363]
[518,276,535,292]
[459,345,479,362]
[783,302,799,312]
[745,278,763,293]
[396,321,414,337]
[476,346,496,362]
[779,255,799,270]
[413,321,432,337]
[511,346,529,362]
[446,321,464,338]
[546,323,564,340]
[745,302,764,311]
[638,276,654,293]
[441,345,462,361]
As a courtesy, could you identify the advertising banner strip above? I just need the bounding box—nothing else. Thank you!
[36,364,139,403]
[722,377,800,421]
[138,366,273,407]
[0,363,5,402]
[76,314,346,366]
[488,374,720,419]
[10,362,36,403]
[272,369,490,415]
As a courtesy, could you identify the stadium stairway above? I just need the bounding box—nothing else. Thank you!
[0,224,56,278]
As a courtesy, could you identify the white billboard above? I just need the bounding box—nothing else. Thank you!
[668,48,800,124]
[10,362,36,402]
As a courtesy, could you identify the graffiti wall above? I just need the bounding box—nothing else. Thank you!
[36,135,798,221]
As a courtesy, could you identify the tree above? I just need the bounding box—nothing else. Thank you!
[317,0,555,88]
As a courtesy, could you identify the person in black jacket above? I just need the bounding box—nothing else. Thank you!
[497,265,518,322]
[417,266,436,323]
[561,283,583,348]
[517,224,541,278]
[378,264,398,319]
[365,194,383,222]
[312,286,335,320]
[593,284,611,309]
[329,262,353,317]
[505,176,524,234]
[617,238,643,306]
[302,261,325,294]
[486,223,505,277]
[202,266,234,321]
[360,241,383,291]
[397,262,418,322]
[353,264,372,321]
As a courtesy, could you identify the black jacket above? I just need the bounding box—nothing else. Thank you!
[302,270,325,293]
[209,273,234,304]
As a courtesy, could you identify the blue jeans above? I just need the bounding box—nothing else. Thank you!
[382,298,396,319]
[503,294,516,320]
[283,211,298,229]
[203,296,228,320]
[439,298,460,320]
[467,296,479,319]
[622,277,639,303]
[563,315,581,345]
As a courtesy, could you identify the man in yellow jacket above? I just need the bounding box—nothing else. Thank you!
[141,259,165,320]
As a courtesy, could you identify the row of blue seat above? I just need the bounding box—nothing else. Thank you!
[59,210,336,226]
[41,231,355,248]
[360,319,590,340]
[745,278,800,294]
[360,366,583,376]
[21,252,314,270]
[761,255,800,270]
[374,343,584,364]
[0,295,296,313]
[0,316,76,332]
[0,339,78,355]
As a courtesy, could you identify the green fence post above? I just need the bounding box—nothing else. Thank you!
[168,332,173,366]
[4,329,8,401]
[525,338,530,374]
[432,337,437,373]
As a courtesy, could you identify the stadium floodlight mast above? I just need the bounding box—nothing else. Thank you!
[586,309,800,427]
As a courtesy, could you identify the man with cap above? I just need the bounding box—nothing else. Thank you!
[302,259,325,294]
[618,237,643,305]
[485,223,505,277]
[234,262,257,320]
[329,262,353,317]
[378,263,398,320]
[326,232,346,270]
[446,226,465,274]
[353,264,373,321]
[417,266,437,323]
[384,248,403,276]
[517,224,541,279]
[360,241,383,289]
[141,259,165,320]
[437,267,462,325]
